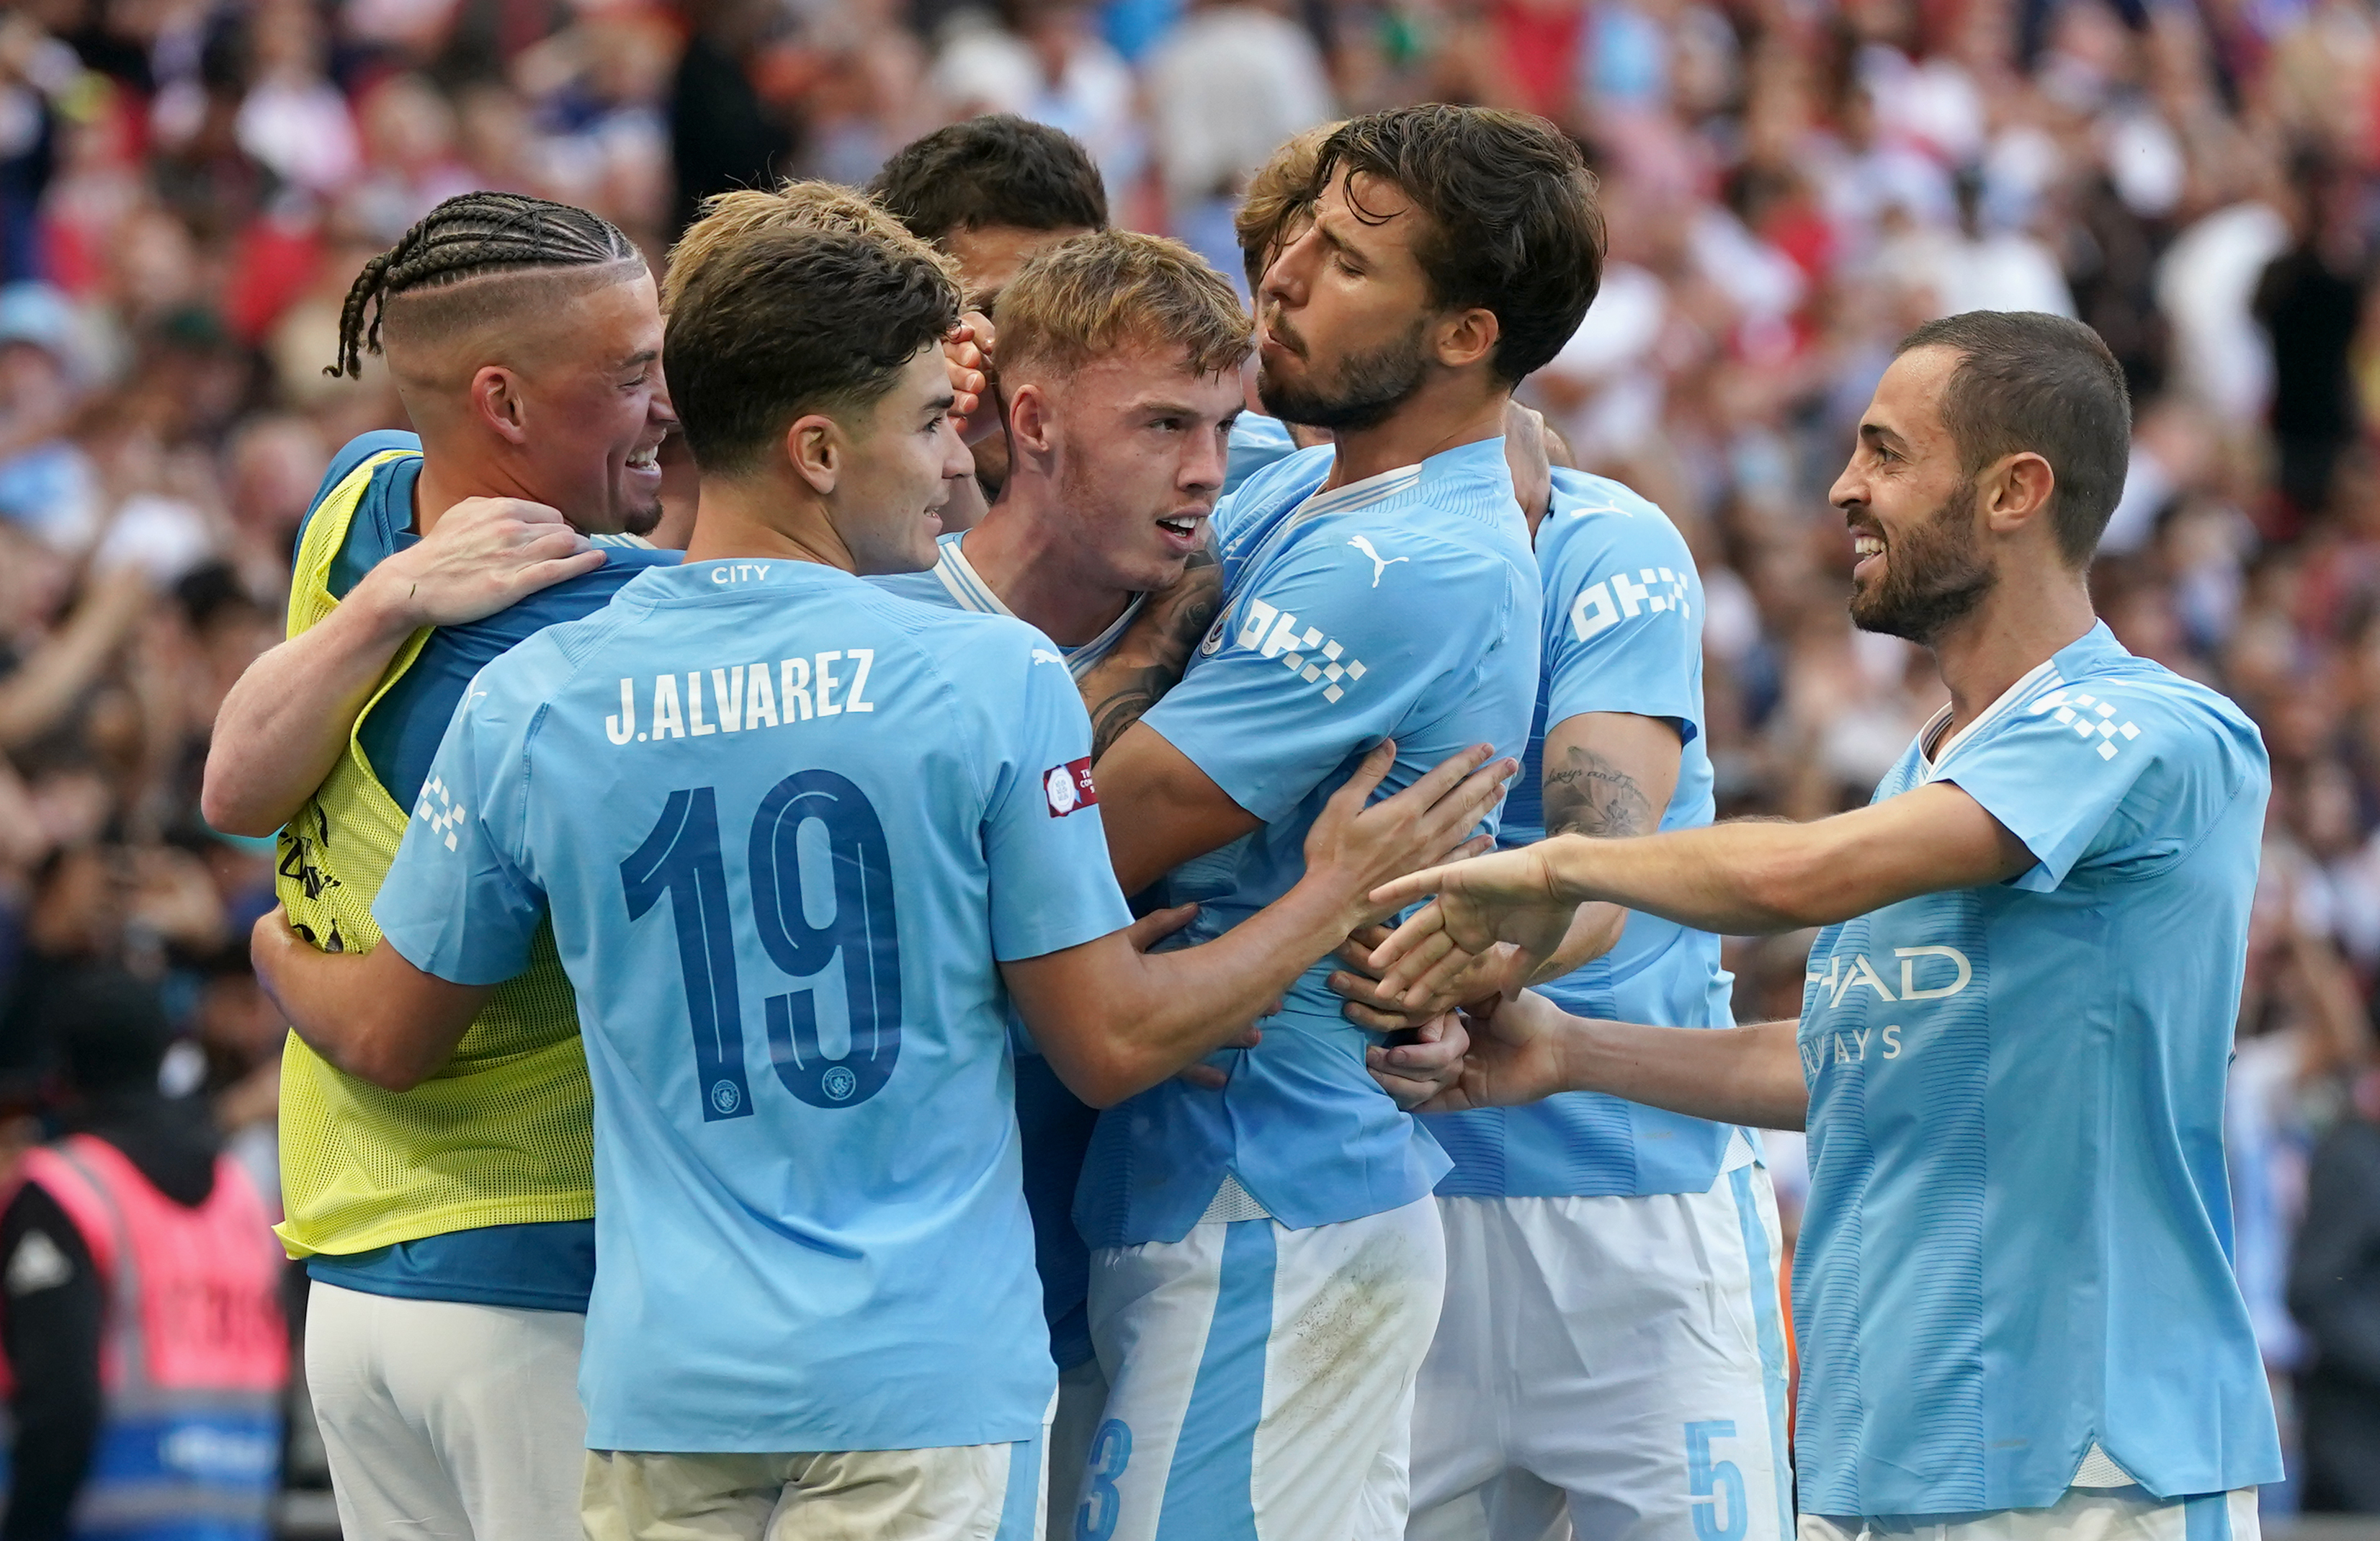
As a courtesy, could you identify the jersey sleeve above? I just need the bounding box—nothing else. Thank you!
[978,627,1135,962]
[295,430,419,594]
[1935,681,2252,893]
[372,660,551,986]
[1146,527,1511,823]
[1541,506,1703,741]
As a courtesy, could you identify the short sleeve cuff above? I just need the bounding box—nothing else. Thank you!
[990,887,1133,964]
[1137,717,1297,824]
[374,906,535,988]
[1933,772,2066,892]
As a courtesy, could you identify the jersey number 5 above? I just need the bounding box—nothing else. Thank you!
[621,772,903,1120]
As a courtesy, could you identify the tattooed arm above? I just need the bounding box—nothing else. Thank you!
[1331,707,1688,1050]
[1518,710,1686,981]
[1076,540,1222,762]
[1333,707,1688,1034]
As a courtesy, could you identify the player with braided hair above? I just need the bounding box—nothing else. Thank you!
[325,189,645,380]
[202,191,677,1541]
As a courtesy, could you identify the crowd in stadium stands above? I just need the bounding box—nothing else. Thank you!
[3,0,2380,1516]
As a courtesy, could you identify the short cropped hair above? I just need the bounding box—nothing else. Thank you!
[1894,311,2133,568]
[868,115,1109,244]
[666,228,962,476]
[996,231,1252,383]
[663,180,953,314]
[1234,122,1340,293]
[1314,105,1606,385]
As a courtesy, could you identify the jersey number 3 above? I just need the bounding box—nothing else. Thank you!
[621,772,903,1119]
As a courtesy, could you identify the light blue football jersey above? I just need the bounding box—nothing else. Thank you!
[1223,411,1300,497]
[867,526,1133,1373]
[1076,439,1542,1246]
[373,558,1133,1455]
[872,528,1142,681]
[1426,468,1742,1199]
[1794,621,2281,1515]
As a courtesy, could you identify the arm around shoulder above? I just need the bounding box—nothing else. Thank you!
[249,908,491,1090]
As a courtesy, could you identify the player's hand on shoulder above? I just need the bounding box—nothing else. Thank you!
[1503,401,1554,524]
[369,496,604,628]
[1414,988,1569,1114]
[1302,740,1518,932]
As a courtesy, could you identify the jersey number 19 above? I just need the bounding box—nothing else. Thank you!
[620,772,903,1119]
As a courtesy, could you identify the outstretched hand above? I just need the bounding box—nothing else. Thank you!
[1365,844,1572,1008]
[1304,740,1516,932]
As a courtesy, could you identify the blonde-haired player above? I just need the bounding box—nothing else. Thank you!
[869,228,1250,1533]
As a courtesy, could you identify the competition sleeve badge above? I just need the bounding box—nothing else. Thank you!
[1045,758,1099,817]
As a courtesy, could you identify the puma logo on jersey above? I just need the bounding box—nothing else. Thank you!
[1347,535,1408,587]
[1032,648,1064,666]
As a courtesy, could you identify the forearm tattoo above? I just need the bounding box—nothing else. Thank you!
[1542,742,1655,839]
[1082,546,1221,760]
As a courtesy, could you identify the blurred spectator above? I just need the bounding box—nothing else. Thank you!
[0,969,287,1541]
[1142,0,1330,282]
[668,0,793,232]
[2254,151,2371,527]
[2289,1068,2380,1512]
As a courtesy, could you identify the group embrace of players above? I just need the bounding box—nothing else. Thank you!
[201,102,2285,1541]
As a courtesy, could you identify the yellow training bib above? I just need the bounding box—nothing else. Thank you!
[274,449,594,1259]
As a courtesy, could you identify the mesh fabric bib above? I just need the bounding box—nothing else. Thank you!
[273,449,594,1258]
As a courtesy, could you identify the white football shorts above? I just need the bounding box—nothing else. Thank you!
[1409,1139,1792,1541]
[1071,1192,1446,1541]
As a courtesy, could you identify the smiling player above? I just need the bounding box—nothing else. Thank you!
[1373,311,2284,1541]
[198,192,677,1541]
[249,223,1513,1541]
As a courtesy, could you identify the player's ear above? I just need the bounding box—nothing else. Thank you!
[784,414,841,496]
[1431,307,1499,373]
[470,365,530,446]
[1981,451,2056,540]
[1006,381,1054,459]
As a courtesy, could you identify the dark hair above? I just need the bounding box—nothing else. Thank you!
[867,115,1109,244]
[1313,105,1606,385]
[328,192,643,379]
[1235,123,1336,292]
[664,228,962,475]
[1894,311,2133,567]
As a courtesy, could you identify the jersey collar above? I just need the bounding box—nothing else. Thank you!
[1294,459,1423,522]
[933,532,1144,678]
[1918,620,2128,774]
[627,555,852,599]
